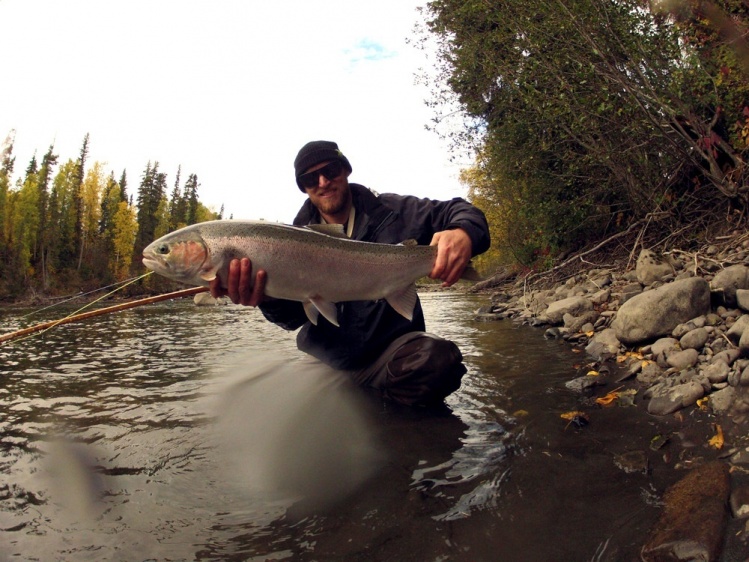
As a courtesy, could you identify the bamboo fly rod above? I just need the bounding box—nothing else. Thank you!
[0,286,209,344]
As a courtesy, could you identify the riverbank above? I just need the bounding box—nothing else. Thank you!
[470,226,749,561]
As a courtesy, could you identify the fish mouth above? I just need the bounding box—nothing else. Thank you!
[142,253,168,272]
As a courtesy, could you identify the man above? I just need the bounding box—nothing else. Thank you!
[210,140,490,406]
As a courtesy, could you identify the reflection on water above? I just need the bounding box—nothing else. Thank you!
[0,293,663,561]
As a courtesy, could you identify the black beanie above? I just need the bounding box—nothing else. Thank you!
[294,140,352,191]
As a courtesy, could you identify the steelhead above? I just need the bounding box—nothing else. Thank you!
[142,220,440,327]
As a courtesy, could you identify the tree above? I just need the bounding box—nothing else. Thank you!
[184,173,200,225]
[49,159,82,271]
[72,133,89,270]
[0,132,15,278]
[135,162,167,255]
[35,144,58,289]
[78,162,106,272]
[168,165,187,230]
[110,200,138,280]
[420,0,749,258]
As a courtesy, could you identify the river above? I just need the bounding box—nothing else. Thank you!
[0,292,675,561]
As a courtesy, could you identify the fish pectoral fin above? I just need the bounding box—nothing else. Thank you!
[199,266,218,282]
[303,301,320,325]
[304,297,340,327]
[385,284,418,321]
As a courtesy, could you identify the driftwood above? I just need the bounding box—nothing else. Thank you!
[0,287,208,344]
[468,266,517,293]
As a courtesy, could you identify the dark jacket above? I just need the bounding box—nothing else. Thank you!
[258,183,490,370]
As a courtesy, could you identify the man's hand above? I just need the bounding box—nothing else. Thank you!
[209,257,267,306]
[429,228,473,287]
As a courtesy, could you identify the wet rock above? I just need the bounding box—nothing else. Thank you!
[612,278,711,346]
[646,380,704,415]
[667,349,700,370]
[637,249,675,285]
[637,362,664,386]
[679,327,709,351]
[613,450,649,474]
[641,461,730,562]
[711,264,749,307]
[475,312,504,322]
[565,375,601,393]
[585,341,614,362]
[545,296,593,325]
[730,484,749,519]
[585,328,621,362]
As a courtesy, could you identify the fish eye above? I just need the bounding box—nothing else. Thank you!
[157,244,170,255]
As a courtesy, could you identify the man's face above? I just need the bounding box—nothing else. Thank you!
[300,160,352,220]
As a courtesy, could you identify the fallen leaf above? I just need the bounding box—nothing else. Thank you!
[560,411,589,430]
[596,392,620,406]
[560,411,589,421]
[696,397,709,411]
[709,424,724,449]
[513,409,529,417]
[587,370,599,376]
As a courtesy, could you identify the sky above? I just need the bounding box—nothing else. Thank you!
[0,0,472,223]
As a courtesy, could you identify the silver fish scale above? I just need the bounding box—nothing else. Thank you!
[194,220,435,302]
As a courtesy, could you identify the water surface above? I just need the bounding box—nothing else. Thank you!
[0,293,673,561]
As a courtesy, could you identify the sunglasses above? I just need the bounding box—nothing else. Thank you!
[296,160,345,189]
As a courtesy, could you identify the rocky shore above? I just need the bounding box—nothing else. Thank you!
[473,233,749,562]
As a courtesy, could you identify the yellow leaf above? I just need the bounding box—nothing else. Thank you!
[585,331,595,337]
[709,424,724,449]
[561,411,588,421]
[595,392,619,406]
[696,397,709,411]
[513,409,529,417]
[587,370,599,376]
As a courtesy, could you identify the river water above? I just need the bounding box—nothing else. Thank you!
[0,292,678,561]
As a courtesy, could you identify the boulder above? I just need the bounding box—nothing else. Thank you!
[544,296,593,325]
[636,249,675,285]
[611,278,711,345]
[711,264,749,307]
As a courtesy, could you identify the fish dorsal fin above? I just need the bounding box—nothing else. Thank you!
[304,297,340,327]
[384,283,418,321]
[399,239,418,247]
[306,224,349,238]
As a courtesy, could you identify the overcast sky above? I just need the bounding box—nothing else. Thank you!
[0,0,471,222]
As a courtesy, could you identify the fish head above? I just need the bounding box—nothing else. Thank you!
[142,229,214,285]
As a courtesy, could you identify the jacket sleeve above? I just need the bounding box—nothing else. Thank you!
[383,194,491,257]
[258,298,308,331]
